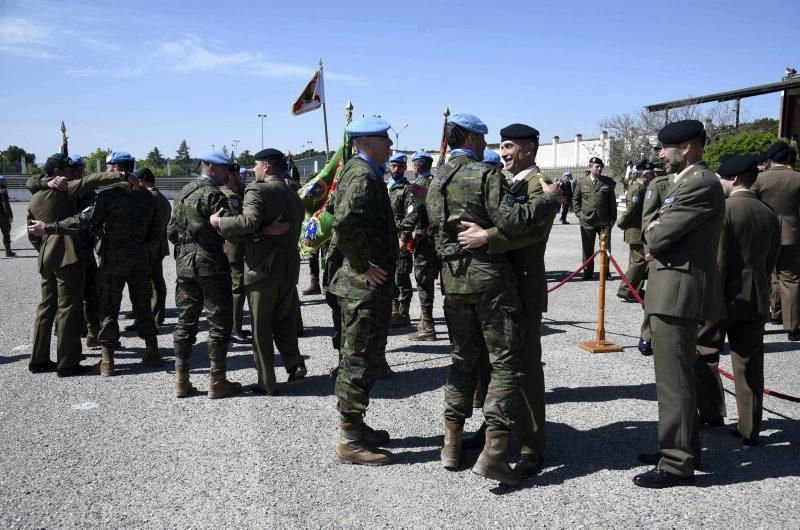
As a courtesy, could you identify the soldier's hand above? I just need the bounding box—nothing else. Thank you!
[28,220,46,237]
[47,176,68,192]
[540,178,564,203]
[458,221,489,249]
[645,219,660,232]
[411,182,428,203]
[209,208,224,229]
[261,215,290,235]
[364,262,388,287]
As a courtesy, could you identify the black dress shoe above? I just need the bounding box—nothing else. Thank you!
[637,452,661,466]
[788,330,800,341]
[769,317,781,325]
[730,427,759,447]
[582,273,594,281]
[700,416,725,427]
[287,361,307,382]
[633,468,695,489]
[515,454,544,478]
[124,322,138,332]
[56,364,93,378]
[461,423,487,449]
[240,330,252,338]
[230,332,252,344]
[250,383,278,396]
[28,360,58,373]
[638,338,653,356]
[617,294,637,303]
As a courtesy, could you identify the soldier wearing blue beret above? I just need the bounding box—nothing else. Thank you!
[482,150,502,168]
[387,150,414,331]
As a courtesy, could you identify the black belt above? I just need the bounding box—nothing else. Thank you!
[178,242,223,254]
[442,252,507,264]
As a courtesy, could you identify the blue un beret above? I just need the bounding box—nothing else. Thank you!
[108,151,134,164]
[483,150,501,165]
[389,153,407,164]
[412,150,433,162]
[0,175,6,183]
[70,155,85,167]
[346,116,391,138]
[450,112,488,135]
[197,150,231,165]
[239,167,248,175]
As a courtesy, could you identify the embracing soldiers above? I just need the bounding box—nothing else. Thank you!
[573,156,617,280]
[457,123,561,478]
[213,148,307,394]
[387,152,414,328]
[168,151,241,399]
[426,113,560,486]
[634,120,726,489]
[329,117,398,466]
[219,164,251,345]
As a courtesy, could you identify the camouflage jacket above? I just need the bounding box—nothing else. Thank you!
[426,152,557,294]
[167,175,231,278]
[397,173,434,251]
[220,183,246,263]
[329,156,398,300]
[388,177,414,243]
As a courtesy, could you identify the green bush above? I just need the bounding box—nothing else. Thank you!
[704,131,777,171]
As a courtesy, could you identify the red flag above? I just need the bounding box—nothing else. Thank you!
[291,68,325,116]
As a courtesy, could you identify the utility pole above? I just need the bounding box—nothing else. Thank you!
[258,114,267,149]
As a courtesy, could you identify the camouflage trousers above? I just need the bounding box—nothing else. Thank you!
[443,287,525,432]
[393,249,413,305]
[230,259,247,334]
[79,243,100,332]
[335,294,392,424]
[174,273,232,363]
[412,240,437,318]
[150,254,167,325]
[97,247,157,347]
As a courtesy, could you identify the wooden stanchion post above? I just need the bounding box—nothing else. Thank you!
[579,232,623,353]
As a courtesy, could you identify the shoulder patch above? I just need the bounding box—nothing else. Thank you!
[230,198,240,208]
[663,197,674,206]
[631,196,639,204]
[645,190,652,200]
[407,204,415,214]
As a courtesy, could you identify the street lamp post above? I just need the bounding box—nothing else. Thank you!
[390,123,408,152]
[232,139,240,159]
[257,114,267,149]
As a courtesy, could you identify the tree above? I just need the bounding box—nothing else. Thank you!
[145,147,166,166]
[1,145,36,172]
[703,131,778,171]
[176,140,192,175]
[237,149,255,168]
[221,145,229,156]
[83,147,112,174]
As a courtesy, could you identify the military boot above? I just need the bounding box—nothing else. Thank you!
[441,421,463,469]
[5,243,16,257]
[362,423,390,446]
[407,314,436,341]
[175,361,196,398]
[302,275,322,296]
[472,430,521,486]
[396,301,412,327]
[142,338,164,367]
[208,366,243,399]
[94,346,115,377]
[388,300,402,327]
[337,423,394,466]
[472,385,485,409]
[84,325,101,349]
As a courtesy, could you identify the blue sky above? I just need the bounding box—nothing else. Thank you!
[1,0,798,163]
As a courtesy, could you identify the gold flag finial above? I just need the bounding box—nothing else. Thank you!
[443,107,450,118]
[60,121,69,156]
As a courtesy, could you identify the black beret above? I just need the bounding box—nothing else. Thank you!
[44,153,75,175]
[717,155,758,179]
[657,120,705,145]
[134,168,155,181]
[254,148,285,160]
[500,123,540,142]
[635,159,653,171]
[588,157,604,167]
[763,141,790,161]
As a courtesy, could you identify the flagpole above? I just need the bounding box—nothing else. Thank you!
[320,59,331,161]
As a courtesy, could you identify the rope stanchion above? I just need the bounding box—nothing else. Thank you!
[607,254,645,305]
[579,234,623,354]
[548,252,597,293]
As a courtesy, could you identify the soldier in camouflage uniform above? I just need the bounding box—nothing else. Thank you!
[221,166,251,344]
[387,152,414,328]
[402,150,438,341]
[32,151,162,376]
[167,151,242,399]
[329,117,398,466]
[0,175,14,257]
[426,113,560,486]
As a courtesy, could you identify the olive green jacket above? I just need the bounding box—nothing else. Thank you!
[617,179,647,244]
[573,174,617,229]
[640,173,674,254]
[148,186,172,259]
[751,165,800,245]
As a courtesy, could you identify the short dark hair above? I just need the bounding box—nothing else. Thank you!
[738,168,758,187]
[445,122,469,149]
[771,146,796,165]
[117,160,135,172]
[414,158,433,172]
[266,155,288,173]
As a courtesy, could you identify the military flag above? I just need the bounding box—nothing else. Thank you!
[291,68,325,116]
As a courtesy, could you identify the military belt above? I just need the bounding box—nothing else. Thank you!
[178,242,223,254]
[441,252,507,264]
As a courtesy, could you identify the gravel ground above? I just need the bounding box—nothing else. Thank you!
[1,201,798,528]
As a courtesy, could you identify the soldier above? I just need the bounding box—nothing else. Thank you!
[329,116,397,466]
[220,165,251,344]
[426,113,560,486]
[403,150,438,341]
[136,168,172,327]
[456,122,561,478]
[559,171,575,224]
[482,150,502,168]
[751,142,800,341]
[213,148,307,394]
[637,165,674,355]
[616,162,654,302]
[388,152,414,328]
[695,155,780,446]
[0,175,14,257]
[31,151,163,376]
[634,120,726,489]
[573,156,617,280]
[26,154,123,376]
[167,151,242,399]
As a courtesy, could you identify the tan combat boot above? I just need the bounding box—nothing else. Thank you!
[208,367,243,399]
[142,338,164,367]
[472,430,521,486]
[175,362,196,398]
[94,346,115,377]
[407,314,436,341]
[396,302,412,327]
[337,423,394,466]
[472,385,485,409]
[84,325,101,348]
[388,300,402,328]
[302,275,322,296]
[362,423,390,446]
[441,421,463,469]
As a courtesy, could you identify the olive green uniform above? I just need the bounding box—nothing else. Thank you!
[572,174,617,277]
[220,184,248,336]
[147,186,172,325]
[218,175,305,392]
[640,173,674,343]
[616,179,647,299]
[695,189,780,441]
